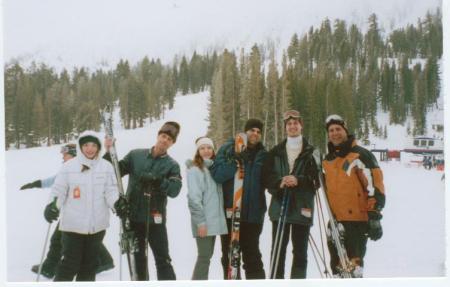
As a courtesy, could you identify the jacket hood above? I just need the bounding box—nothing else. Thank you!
[76,130,103,166]
[185,158,213,170]
[185,159,194,169]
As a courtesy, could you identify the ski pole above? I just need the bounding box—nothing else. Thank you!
[36,198,56,282]
[36,223,52,282]
[270,188,290,279]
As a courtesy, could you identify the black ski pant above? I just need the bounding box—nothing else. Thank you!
[131,221,176,280]
[328,221,368,275]
[54,230,105,281]
[42,222,113,272]
[220,219,265,279]
[270,221,310,279]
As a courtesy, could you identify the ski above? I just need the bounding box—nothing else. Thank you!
[227,133,247,280]
[101,105,139,281]
[312,150,356,278]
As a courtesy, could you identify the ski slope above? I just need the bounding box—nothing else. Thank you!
[5,91,446,282]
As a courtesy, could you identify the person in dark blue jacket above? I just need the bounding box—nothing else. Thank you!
[209,118,267,280]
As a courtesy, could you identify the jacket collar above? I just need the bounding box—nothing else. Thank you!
[148,146,168,159]
[327,135,356,158]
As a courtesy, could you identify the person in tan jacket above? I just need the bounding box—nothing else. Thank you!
[322,114,385,277]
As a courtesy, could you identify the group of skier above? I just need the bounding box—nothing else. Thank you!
[21,109,386,281]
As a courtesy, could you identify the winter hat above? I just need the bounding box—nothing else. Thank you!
[79,134,101,149]
[244,118,263,132]
[159,121,180,142]
[195,137,215,150]
[325,114,348,134]
[283,109,303,126]
[60,143,77,157]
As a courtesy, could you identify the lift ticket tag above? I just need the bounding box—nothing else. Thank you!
[73,186,81,199]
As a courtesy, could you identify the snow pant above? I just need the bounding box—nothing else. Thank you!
[270,221,310,279]
[220,219,266,279]
[54,230,105,281]
[192,236,216,280]
[42,222,113,273]
[131,221,176,280]
[328,221,368,275]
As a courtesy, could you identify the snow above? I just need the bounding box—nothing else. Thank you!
[4,91,446,283]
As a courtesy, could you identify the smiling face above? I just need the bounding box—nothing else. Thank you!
[198,144,214,160]
[154,132,174,155]
[327,123,348,146]
[81,142,99,159]
[246,127,262,146]
[285,118,302,137]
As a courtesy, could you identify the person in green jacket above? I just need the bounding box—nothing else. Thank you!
[186,136,228,280]
[104,121,182,281]
[262,110,319,279]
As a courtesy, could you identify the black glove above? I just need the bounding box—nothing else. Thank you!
[139,172,163,189]
[114,196,129,219]
[367,211,383,241]
[44,200,59,223]
[20,180,42,190]
[234,149,250,163]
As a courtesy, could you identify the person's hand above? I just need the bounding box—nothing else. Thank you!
[20,180,42,190]
[114,196,129,219]
[197,225,207,238]
[280,175,298,188]
[367,211,383,241]
[44,200,59,223]
[104,137,115,152]
[139,172,163,189]
[234,149,250,163]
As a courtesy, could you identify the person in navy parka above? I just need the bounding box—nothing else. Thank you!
[209,118,267,279]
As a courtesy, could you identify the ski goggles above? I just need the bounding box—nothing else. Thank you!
[283,110,301,121]
[325,114,345,125]
[325,114,347,131]
[60,145,77,156]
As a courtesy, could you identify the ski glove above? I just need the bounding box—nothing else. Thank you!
[139,172,163,189]
[367,211,383,241]
[368,219,383,241]
[44,200,59,223]
[114,196,129,219]
[20,180,42,190]
[234,149,250,163]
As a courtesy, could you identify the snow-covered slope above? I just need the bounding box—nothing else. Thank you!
[5,91,445,282]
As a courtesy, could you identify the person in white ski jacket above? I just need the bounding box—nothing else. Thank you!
[45,130,119,281]
[186,137,228,280]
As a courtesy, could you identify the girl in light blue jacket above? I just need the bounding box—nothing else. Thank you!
[186,137,227,280]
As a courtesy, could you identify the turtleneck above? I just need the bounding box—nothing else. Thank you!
[287,135,302,149]
[286,136,303,173]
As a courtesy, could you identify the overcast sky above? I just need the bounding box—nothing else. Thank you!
[2,0,442,70]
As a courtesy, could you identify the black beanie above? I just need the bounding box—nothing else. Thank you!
[79,135,101,149]
[244,118,263,132]
[159,121,180,142]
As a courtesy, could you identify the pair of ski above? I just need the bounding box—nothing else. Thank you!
[102,106,139,281]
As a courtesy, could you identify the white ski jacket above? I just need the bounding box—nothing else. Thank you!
[50,130,119,234]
